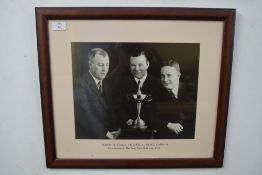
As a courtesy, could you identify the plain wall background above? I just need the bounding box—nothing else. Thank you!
[0,0,262,175]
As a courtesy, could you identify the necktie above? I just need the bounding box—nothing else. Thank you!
[137,80,141,91]
[168,89,176,99]
[97,81,103,94]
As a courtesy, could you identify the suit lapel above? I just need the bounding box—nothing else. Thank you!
[84,73,108,110]
[125,74,139,93]
[141,75,151,93]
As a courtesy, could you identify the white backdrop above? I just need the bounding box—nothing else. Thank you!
[0,0,262,175]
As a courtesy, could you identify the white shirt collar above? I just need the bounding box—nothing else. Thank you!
[89,71,102,88]
[134,72,147,88]
[170,85,179,99]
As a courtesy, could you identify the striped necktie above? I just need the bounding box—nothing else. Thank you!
[97,80,103,94]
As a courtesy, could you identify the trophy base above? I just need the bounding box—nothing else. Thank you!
[132,125,147,129]
[131,118,147,130]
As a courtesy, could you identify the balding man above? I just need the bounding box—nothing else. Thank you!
[73,48,120,139]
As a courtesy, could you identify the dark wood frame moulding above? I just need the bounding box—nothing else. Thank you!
[35,7,235,168]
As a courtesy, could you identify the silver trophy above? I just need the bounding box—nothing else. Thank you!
[127,84,152,129]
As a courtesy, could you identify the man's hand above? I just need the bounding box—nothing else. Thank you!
[167,123,183,134]
[111,128,121,138]
[106,128,121,139]
[126,119,133,126]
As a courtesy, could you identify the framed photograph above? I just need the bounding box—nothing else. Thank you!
[35,7,235,168]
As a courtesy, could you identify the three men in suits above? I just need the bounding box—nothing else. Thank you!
[73,47,196,139]
[153,59,196,139]
[73,48,120,139]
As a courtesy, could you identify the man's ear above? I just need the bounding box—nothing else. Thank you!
[146,61,150,67]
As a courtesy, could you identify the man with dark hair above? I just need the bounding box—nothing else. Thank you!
[153,59,196,139]
[114,48,162,139]
[73,48,120,139]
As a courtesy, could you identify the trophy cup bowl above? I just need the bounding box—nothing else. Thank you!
[127,88,152,130]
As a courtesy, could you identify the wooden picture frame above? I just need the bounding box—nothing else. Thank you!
[35,7,235,168]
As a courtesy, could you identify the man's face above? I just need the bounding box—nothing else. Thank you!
[160,66,180,90]
[89,54,109,80]
[130,54,149,79]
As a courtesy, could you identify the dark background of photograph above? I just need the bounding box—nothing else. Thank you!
[71,42,200,93]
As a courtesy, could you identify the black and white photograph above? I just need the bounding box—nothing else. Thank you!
[72,43,200,139]
[5,0,262,173]
[35,7,235,168]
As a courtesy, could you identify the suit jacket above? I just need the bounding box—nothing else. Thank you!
[114,73,162,129]
[153,83,196,139]
[73,73,117,139]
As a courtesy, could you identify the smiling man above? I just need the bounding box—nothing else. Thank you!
[160,63,181,99]
[114,48,162,139]
[153,59,196,139]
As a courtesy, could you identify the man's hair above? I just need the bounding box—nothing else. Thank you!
[163,59,181,74]
[129,47,149,62]
[88,48,108,63]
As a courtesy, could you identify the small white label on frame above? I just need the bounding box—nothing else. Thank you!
[51,21,67,31]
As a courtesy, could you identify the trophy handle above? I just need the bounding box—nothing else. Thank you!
[145,95,152,102]
[127,94,135,101]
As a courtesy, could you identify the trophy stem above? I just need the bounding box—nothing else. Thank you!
[132,101,147,129]
[137,101,142,119]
